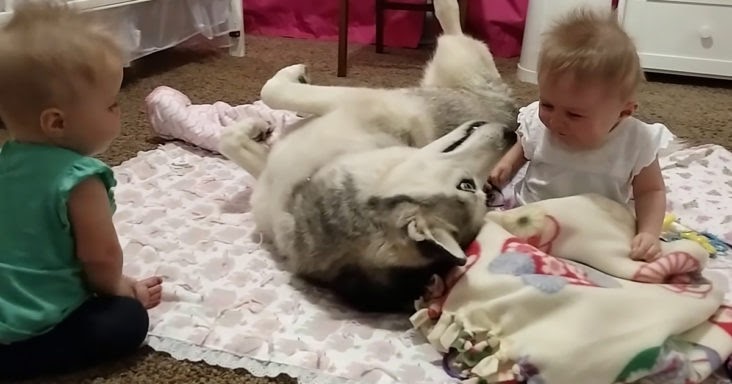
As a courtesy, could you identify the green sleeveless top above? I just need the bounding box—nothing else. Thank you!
[0,141,116,344]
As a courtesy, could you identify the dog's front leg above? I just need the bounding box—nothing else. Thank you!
[219,118,270,178]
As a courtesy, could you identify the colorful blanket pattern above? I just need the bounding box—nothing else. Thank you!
[411,194,732,384]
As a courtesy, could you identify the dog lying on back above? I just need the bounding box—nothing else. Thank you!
[219,0,518,312]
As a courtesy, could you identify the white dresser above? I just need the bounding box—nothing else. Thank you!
[618,0,732,80]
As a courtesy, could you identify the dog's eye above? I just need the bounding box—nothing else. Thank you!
[457,178,477,192]
[467,121,486,134]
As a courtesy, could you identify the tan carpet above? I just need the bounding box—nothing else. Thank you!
[4,34,732,383]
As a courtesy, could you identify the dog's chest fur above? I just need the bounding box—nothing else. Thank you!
[409,88,518,137]
[288,172,377,272]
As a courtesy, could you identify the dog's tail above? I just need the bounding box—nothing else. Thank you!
[434,0,463,36]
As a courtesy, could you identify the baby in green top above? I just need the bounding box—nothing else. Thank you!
[0,2,162,379]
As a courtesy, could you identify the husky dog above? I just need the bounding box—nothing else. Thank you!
[219,0,518,312]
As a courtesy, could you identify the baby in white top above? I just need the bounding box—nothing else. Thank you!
[490,8,673,262]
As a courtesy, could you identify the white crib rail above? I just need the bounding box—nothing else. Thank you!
[0,0,245,58]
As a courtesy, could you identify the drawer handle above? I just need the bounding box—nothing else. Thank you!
[699,25,712,39]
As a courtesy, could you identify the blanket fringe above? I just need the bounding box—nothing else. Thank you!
[411,308,519,383]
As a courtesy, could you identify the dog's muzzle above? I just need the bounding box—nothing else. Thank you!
[442,121,516,153]
[441,120,489,153]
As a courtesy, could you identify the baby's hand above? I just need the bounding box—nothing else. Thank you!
[630,232,662,261]
[489,163,513,188]
[131,276,163,309]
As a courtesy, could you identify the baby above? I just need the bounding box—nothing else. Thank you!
[0,2,162,379]
[490,8,673,262]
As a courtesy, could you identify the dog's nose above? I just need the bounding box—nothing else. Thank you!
[503,125,517,144]
[452,256,467,267]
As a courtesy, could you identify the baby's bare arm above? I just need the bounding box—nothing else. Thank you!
[68,177,129,297]
[632,158,667,237]
[502,142,528,174]
[489,141,527,187]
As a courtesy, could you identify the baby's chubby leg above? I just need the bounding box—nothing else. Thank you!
[0,296,150,380]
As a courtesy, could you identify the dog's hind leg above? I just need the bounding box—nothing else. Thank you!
[421,0,503,90]
[261,64,383,117]
[218,118,270,178]
[432,0,462,36]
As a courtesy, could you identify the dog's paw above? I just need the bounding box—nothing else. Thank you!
[273,64,310,84]
[261,64,309,109]
[219,118,271,155]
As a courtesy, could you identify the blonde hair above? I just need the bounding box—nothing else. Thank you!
[0,1,126,126]
[538,8,644,100]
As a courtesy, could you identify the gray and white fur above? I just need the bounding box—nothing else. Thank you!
[219,0,518,312]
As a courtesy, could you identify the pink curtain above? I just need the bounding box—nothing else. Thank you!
[243,0,529,58]
[465,0,529,57]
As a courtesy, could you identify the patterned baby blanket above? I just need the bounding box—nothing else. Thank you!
[411,193,732,384]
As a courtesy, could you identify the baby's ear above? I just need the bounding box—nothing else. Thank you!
[40,108,65,138]
[619,101,637,118]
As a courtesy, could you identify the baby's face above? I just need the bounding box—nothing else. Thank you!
[61,58,123,156]
[537,72,635,150]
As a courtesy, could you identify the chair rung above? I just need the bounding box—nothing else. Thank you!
[378,2,434,12]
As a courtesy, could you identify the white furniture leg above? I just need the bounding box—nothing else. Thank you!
[228,0,245,57]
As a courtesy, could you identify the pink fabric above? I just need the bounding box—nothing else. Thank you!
[466,0,529,58]
[243,0,529,58]
[145,86,301,154]
[243,0,424,49]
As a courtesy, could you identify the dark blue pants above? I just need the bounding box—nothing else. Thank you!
[0,296,149,381]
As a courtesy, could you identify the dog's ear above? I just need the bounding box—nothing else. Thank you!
[407,218,467,266]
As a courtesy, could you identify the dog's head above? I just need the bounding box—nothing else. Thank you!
[371,120,516,268]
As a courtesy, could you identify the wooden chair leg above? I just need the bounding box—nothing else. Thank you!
[458,0,468,30]
[375,0,385,53]
[338,0,349,77]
